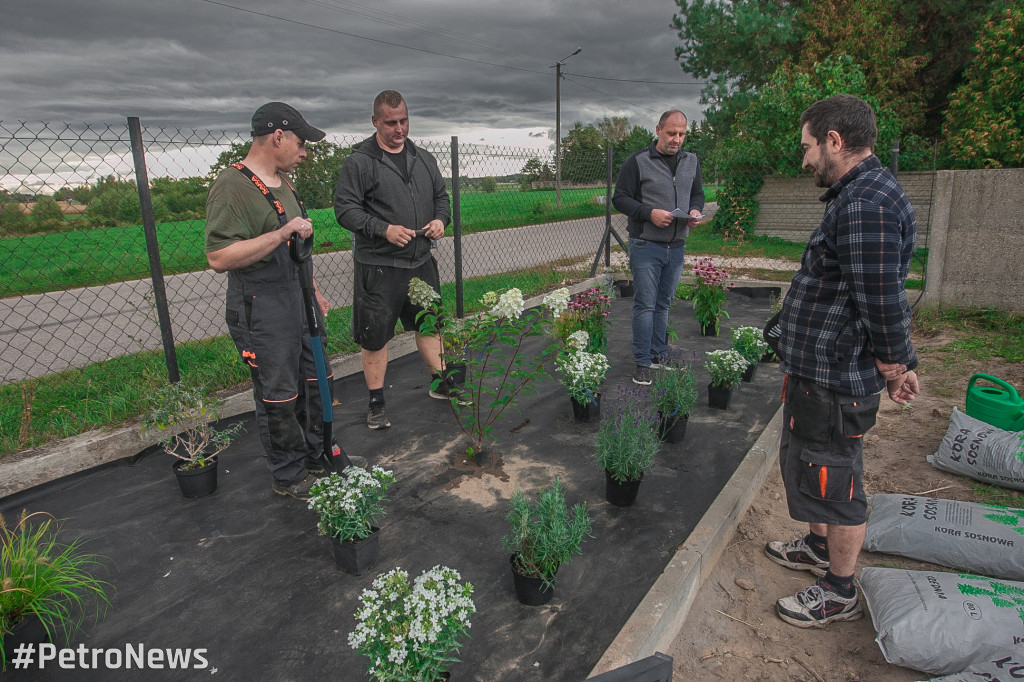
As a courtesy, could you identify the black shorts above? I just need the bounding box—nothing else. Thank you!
[778,375,880,526]
[352,258,440,351]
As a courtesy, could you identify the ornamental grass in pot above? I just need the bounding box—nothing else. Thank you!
[1,511,111,671]
[348,565,475,681]
[651,351,697,442]
[502,478,592,604]
[597,384,661,505]
[143,382,244,497]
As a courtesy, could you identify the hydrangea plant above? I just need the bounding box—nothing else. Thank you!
[349,565,475,682]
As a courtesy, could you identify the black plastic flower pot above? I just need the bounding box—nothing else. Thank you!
[605,470,643,507]
[741,362,758,383]
[510,554,555,606]
[330,527,381,575]
[570,394,601,422]
[616,280,634,298]
[707,384,733,410]
[173,458,218,498]
[658,413,688,443]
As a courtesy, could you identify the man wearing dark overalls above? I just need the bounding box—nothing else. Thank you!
[205,102,333,501]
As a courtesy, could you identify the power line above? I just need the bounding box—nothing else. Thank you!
[562,76,661,114]
[565,72,705,86]
[197,0,552,76]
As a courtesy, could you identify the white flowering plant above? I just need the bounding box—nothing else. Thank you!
[731,326,770,366]
[349,565,475,682]
[555,344,609,405]
[409,279,570,457]
[307,467,396,542]
[705,349,748,389]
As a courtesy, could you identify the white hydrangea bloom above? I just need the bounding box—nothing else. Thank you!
[408,277,441,309]
[543,287,570,317]
[491,288,525,319]
[566,330,590,350]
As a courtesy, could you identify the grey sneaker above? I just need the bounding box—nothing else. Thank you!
[632,364,652,386]
[650,357,679,371]
[775,579,863,628]
[765,535,830,576]
[272,473,318,501]
[367,401,391,430]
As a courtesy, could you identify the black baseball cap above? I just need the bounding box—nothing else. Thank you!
[250,102,326,142]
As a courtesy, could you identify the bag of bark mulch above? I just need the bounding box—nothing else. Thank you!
[864,494,1024,581]
[860,567,1024,676]
[920,648,1024,681]
[927,408,1024,491]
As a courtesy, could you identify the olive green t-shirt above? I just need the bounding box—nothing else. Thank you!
[205,168,302,270]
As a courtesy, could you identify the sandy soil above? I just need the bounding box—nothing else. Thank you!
[667,328,1024,681]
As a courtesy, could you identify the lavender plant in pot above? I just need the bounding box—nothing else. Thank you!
[651,351,697,443]
[596,384,661,505]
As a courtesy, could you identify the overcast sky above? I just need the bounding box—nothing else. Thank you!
[2,0,705,147]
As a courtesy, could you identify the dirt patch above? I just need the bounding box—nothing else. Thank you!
[668,331,1024,681]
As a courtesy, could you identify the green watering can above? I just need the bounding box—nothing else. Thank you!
[965,373,1024,432]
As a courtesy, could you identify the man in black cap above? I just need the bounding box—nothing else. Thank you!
[205,102,338,501]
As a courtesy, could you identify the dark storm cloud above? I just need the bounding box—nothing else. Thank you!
[1,0,704,139]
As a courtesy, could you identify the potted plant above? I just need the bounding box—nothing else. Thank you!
[731,326,770,382]
[596,384,661,505]
[348,565,475,681]
[502,478,592,605]
[441,314,472,385]
[307,467,396,575]
[553,286,613,353]
[555,331,610,422]
[1,511,111,671]
[651,351,697,443]
[411,279,570,461]
[143,382,244,498]
[684,257,734,336]
[705,349,747,409]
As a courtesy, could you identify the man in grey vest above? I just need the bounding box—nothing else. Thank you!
[613,109,705,385]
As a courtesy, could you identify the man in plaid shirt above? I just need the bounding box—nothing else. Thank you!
[764,95,921,628]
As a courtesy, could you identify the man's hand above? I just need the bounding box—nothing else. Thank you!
[686,209,704,227]
[421,219,445,239]
[385,223,417,247]
[886,371,920,405]
[281,216,313,242]
[313,280,329,317]
[650,208,674,228]
[874,357,907,381]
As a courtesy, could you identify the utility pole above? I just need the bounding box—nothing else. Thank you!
[552,47,581,208]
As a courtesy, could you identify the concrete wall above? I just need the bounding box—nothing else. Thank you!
[753,168,1024,313]
[922,169,1024,311]
[754,172,936,242]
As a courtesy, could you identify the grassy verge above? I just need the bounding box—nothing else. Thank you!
[2,189,606,297]
[0,266,576,459]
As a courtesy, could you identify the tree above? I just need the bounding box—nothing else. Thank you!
[0,201,30,236]
[560,122,606,184]
[480,176,498,193]
[32,195,66,231]
[612,125,653,179]
[941,5,1024,169]
[596,116,631,143]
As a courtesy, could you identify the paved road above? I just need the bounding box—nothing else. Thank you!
[0,215,624,383]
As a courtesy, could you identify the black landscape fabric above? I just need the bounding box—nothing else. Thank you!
[2,287,782,681]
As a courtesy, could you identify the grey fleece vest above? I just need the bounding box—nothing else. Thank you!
[636,151,699,243]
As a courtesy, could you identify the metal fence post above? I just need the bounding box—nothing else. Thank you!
[891,139,900,180]
[128,116,180,383]
[451,136,464,318]
[605,145,613,267]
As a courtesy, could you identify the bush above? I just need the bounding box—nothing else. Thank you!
[481,176,497,193]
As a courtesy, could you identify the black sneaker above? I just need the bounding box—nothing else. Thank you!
[765,535,830,576]
[632,364,652,385]
[272,473,318,501]
[650,357,678,371]
[367,401,391,430]
[775,579,863,628]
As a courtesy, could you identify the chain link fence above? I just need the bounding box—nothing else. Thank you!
[2,117,942,454]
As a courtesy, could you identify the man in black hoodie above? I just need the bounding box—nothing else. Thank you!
[334,90,452,430]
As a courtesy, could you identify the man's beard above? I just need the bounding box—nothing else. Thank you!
[813,148,839,188]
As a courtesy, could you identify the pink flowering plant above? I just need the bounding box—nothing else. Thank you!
[553,285,612,353]
[349,565,475,682]
[684,257,734,335]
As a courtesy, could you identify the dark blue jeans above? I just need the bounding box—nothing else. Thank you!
[629,238,686,366]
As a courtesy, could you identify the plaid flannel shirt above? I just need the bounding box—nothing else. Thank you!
[779,155,918,396]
